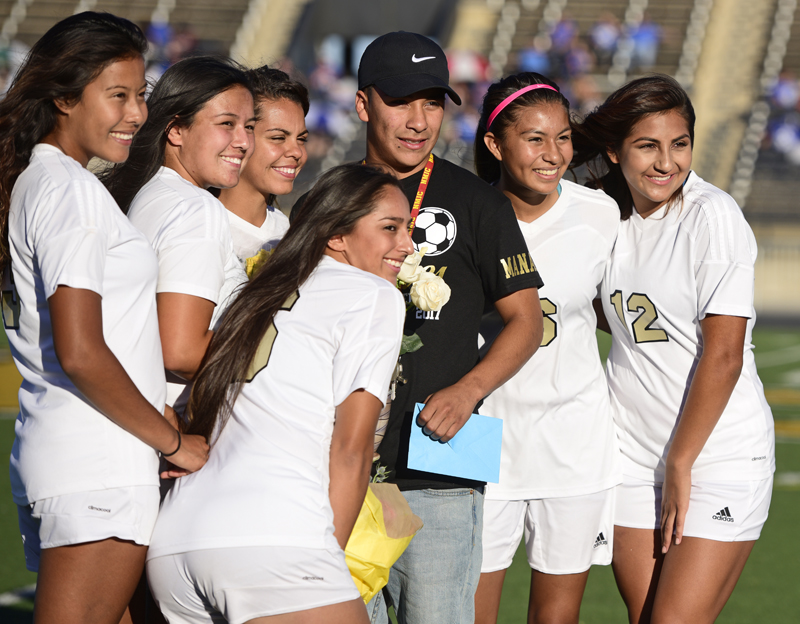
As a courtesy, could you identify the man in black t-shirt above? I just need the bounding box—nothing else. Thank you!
[293,32,543,624]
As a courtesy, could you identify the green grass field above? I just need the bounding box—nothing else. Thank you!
[1,328,799,622]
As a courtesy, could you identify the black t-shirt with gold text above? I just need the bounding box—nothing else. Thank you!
[380,157,543,491]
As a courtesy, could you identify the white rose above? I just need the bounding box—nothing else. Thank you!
[410,270,451,312]
[397,248,427,284]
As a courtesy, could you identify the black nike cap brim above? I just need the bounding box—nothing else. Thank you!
[371,74,462,106]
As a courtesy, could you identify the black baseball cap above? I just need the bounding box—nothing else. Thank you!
[358,31,462,105]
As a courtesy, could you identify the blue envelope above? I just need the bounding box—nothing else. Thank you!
[407,403,503,483]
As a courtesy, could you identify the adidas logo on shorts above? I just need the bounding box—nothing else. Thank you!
[593,532,608,548]
[712,507,735,522]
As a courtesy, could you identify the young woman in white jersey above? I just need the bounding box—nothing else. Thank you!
[218,66,309,275]
[572,75,774,623]
[0,13,208,623]
[472,72,621,624]
[102,58,254,413]
[145,163,411,624]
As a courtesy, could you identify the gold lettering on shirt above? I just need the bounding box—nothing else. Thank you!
[500,258,513,279]
[418,265,447,279]
[501,253,537,279]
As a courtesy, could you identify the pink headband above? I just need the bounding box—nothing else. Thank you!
[486,84,559,129]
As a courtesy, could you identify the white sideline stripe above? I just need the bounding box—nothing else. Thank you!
[0,409,18,420]
[0,584,35,606]
[755,344,800,368]
[776,472,800,487]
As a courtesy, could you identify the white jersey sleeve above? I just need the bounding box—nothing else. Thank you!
[128,168,235,303]
[691,192,757,320]
[333,284,404,406]
[32,178,113,298]
[152,216,227,302]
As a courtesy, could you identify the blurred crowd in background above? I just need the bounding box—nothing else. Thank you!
[766,70,800,167]
[2,11,800,173]
[290,12,667,166]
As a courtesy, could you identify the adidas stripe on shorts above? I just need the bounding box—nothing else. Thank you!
[615,474,773,541]
[481,488,614,575]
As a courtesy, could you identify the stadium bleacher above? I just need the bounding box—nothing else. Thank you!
[640,0,694,75]
[89,1,161,31]
[10,1,73,48]
[170,0,250,54]
[0,0,251,58]
[483,0,694,89]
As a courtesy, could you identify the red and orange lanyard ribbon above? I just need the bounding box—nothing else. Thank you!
[408,153,434,235]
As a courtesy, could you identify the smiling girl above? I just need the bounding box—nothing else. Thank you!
[102,57,254,414]
[145,163,411,624]
[472,72,621,624]
[572,75,774,624]
[0,13,208,623]
[218,66,309,276]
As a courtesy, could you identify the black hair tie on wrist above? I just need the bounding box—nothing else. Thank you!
[162,430,181,457]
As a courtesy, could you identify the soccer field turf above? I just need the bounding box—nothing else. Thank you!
[1,328,799,622]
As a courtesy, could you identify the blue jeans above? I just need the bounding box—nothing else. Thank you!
[368,487,484,624]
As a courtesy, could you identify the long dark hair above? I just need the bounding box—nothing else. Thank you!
[474,72,570,184]
[248,66,309,206]
[0,11,147,272]
[186,163,402,441]
[571,74,696,220]
[101,56,251,212]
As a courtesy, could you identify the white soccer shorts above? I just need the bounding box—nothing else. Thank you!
[147,545,360,624]
[481,488,615,575]
[615,474,773,541]
[17,485,160,572]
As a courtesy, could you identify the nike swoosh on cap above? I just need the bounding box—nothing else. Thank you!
[412,55,436,63]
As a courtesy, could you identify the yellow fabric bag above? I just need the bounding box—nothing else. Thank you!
[345,482,423,603]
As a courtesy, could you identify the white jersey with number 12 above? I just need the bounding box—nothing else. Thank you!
[601,171,775,484]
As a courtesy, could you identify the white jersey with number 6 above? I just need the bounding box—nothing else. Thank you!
[601,171,775,484]
[147,256,404,560]
[484,180,621,500]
